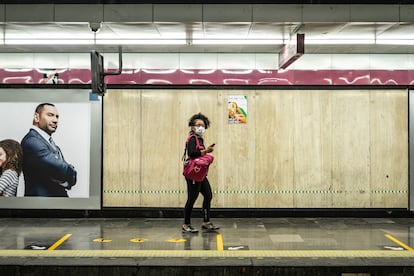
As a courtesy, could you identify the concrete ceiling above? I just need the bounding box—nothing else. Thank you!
[0,3,413,54]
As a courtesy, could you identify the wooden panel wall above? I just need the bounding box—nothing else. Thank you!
[103,90,141,206]
[370,90,408,207]
[103,89,408,208]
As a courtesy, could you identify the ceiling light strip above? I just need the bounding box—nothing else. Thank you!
[96,39,185,45]
[5,39,95,45]
[191,39,284,45]
[3,38,414,46]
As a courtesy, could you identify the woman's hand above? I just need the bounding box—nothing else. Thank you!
[201,146,214,155]
[206,145,214,153]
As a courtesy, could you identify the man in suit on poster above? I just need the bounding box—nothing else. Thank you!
[21,103,77,197]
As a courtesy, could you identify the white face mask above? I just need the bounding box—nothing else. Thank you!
[195,126,206,136]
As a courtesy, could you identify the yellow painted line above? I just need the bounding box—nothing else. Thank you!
[47,234,72,251]
[216,233,223,251]
[1,250,414,258]
[385,234,414,251]
[167,238,186,243]
[93,238,112,243]
[130,238,148,243]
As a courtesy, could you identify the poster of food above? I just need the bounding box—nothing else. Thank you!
[228,95,247,124]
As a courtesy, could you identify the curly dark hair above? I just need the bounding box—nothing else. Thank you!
[188,113,210,129]
[0,139,23,176]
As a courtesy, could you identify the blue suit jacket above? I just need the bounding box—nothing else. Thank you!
[21,129,77,197]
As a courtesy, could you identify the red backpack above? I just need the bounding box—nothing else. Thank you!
[182,135,214,182]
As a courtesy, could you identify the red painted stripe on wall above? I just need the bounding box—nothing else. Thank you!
[0,69,414,86]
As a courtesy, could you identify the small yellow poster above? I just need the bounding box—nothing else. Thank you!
[228,95,247,124]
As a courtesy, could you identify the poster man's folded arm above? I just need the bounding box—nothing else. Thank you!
[23,135,77,188]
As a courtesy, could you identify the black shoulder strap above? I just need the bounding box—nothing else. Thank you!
[182,135,197,161]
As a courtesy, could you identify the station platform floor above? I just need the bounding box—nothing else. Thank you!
[0,216,414,275]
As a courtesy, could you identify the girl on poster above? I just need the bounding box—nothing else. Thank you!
[0,139,23,197]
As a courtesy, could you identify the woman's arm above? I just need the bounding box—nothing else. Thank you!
[187,136,202,158]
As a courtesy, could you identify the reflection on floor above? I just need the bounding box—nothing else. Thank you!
[0,217,413,275]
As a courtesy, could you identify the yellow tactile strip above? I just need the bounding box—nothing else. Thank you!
[0,250,413,258]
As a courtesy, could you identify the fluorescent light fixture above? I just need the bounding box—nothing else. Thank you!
[5,39,94,45]
[4,37,414,46]
[306,39,375,45]
[192,39,284,45]
[306,38,414,45]
[96,39,186,45]
[376,39,414,45]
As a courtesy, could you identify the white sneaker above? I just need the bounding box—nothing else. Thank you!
[182,224,199,233]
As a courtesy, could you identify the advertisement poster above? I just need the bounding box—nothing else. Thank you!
[228,95,247,124]
[0,102,90,198]
[0,89,102,210]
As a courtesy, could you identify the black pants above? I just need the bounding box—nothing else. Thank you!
[184,177,212,225]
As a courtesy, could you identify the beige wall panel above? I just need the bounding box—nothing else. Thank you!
[293,91,333,208]
[103,89,408,209]
[370,90,408,208]
[103,89,141,207]
[255,90,294,208]
[103,193,140,207]
[217,91,256,207]
[332,91,371,208]
[140,90,183,207]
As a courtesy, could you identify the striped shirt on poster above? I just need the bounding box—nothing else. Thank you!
[0,169,19,197]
